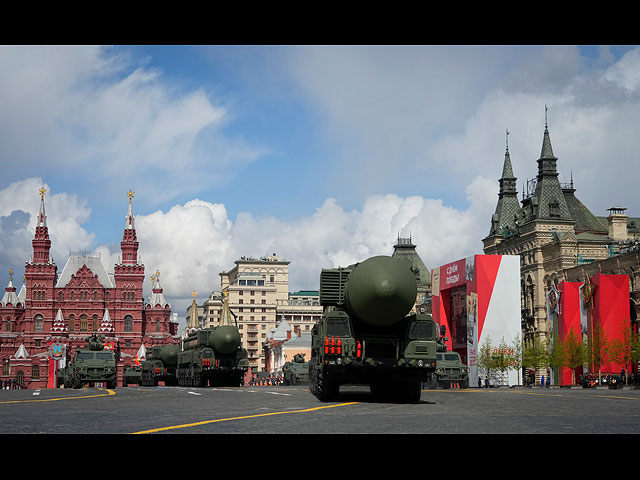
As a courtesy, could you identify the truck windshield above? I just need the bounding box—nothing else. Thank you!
[96,352,114,361]
[407,321,434,340]
[327,317,351,336]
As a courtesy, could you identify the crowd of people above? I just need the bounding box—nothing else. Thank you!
[579,371,640,388]
[246,374,285,386]
[1,379,27,389]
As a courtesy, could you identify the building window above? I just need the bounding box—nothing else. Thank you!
[92,315,98,331]
[80,315,87,332]
[124,315,133,332]
[34,314,43,332]
[2,359,9,376]
[32,365,40,380]
[69,315,75,332]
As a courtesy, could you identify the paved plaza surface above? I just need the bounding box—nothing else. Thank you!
[1,385,638,434]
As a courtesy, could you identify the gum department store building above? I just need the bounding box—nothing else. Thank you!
[0,189,179,389]
[483,116,640,358]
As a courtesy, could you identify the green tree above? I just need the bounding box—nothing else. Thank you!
[557,326,586,385]
[492,337,514,386]
[587,321,609,385]
[477,335,494,386]
[522,334,550,385]
[609,320,640,385]
[510,332,523,386]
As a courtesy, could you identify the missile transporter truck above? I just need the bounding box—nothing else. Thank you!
[57,335,117,389]
[141,344,180,386]
[282,353,309,385]
[177,325,249,387]
[310,255,445,403]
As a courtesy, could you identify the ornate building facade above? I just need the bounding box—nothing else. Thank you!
[0,189,179,389]
[483,117,640,355]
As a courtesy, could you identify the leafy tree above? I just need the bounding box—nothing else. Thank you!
[609,320,640,385]
[522,334,549,385]
[477,335,494,386]
[556,326,586,385]
[492,337,514,386]
[510,332,523,386]
[587,321,609,385]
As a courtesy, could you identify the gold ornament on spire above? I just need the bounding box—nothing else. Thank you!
[127,189,135,204]
[192,290,197,299]
[39,187,47,200]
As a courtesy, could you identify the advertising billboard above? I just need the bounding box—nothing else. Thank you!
[432,255,521,386]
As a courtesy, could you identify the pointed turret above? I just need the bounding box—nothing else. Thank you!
[98,309,115,334]
[120,190,139,264]
[488,129,521,237]
[219,289,234,326]
[529,107,572,222]
[31,186,52,264]
[187,290,200,332]
[1,269,20,307]
[148,270,169,308]
[52,308,68,333]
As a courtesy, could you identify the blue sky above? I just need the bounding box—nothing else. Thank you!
[1,45,639,328]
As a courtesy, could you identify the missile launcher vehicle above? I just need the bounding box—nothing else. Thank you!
[310,255,446,403]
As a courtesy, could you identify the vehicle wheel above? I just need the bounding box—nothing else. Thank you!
[312,363,339,402]
[400,381,422,403]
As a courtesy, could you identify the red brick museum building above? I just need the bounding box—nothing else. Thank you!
[0,189,179,389]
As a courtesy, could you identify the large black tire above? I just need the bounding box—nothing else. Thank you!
[310,360,339,402]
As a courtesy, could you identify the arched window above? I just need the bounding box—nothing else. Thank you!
[92,315,98,331]
[80,315,87,332]
[31,365,40,380]
[34,314,43,332]
[124,315,133,332]
[69,314,75,332]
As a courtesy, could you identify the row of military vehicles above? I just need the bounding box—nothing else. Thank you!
[57,255,468,402]
[57,324,250,389]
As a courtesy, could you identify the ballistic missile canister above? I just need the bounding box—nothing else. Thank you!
[322,255,417,327]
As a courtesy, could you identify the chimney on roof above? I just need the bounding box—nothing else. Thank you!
[607,206,628,242]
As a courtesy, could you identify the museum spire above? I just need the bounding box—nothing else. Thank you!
[120,190,139,265]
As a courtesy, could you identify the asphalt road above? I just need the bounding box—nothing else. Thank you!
[1,384,639,434]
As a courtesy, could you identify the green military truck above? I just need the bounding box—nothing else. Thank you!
[310,255,446,403]
[282,353,309,385]
[434,351,469,389]
[57,335,117,389]
[123,364,143,386]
